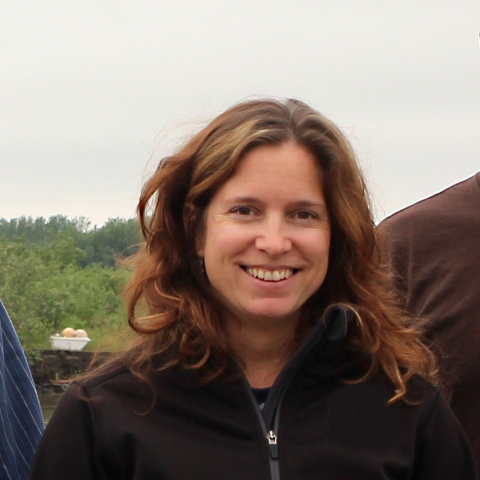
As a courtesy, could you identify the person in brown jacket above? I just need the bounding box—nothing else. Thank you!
[379,172,480,470]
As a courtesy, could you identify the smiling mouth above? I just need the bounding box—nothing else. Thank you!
[241,266,297,282]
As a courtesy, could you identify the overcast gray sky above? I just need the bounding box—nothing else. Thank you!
[2,0,479,226]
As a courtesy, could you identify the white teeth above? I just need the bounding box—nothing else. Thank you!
[246,267,294,282]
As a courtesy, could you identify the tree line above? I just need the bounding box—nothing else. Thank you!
[0,216,142,350]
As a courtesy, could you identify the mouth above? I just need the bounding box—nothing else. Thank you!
[241,266,298,282]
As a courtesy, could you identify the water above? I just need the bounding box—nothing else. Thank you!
[38,391,64,424]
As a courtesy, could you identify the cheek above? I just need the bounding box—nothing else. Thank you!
[307,230,331,258]
[205,224,253,256]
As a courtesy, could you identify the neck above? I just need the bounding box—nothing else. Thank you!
[226,314,298,388]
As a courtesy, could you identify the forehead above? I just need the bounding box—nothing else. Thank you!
[212,142,325,205]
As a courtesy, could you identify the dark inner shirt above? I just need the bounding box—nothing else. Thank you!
[251,387,270,410]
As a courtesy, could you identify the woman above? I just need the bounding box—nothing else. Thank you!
[29,99,477,479]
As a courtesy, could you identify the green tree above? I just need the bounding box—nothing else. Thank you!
[0,215,141,267]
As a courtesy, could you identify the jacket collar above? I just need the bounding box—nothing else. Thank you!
[262,305,355,428]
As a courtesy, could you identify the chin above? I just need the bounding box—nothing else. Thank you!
[243,304,300,323]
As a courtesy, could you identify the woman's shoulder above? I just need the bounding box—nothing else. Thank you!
[69,361,151,404]
[369,372,441,413]
[72,357,188,403]
[403,373,441,407]
[340,371,442,418]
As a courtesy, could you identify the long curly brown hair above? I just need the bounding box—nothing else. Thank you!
[86,98,436,402]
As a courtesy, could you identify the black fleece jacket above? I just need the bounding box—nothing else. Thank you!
[29,307,478,480]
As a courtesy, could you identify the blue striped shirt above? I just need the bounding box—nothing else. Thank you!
[0,301,44,480]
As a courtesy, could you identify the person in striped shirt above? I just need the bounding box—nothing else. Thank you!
[0,301,44,480]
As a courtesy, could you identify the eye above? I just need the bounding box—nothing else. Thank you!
[295,210,318,220]
[231,206,254,216]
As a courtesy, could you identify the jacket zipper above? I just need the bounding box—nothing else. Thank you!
[266,430,280,480]
[266,430,278,458]
[243,384,281,480]
[244,378,290,480]
[265,389,287,480]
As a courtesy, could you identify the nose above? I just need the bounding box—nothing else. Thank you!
[254,217,292,256]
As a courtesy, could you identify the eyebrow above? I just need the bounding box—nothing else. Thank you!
[226,196,327,210]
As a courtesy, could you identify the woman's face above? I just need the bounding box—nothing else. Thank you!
[197,141,331,327]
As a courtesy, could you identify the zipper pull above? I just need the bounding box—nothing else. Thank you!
[266,430,278,459]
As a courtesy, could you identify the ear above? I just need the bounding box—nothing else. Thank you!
[195,214,206,257]
[184,203,206,257]
[196,229,205,257]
